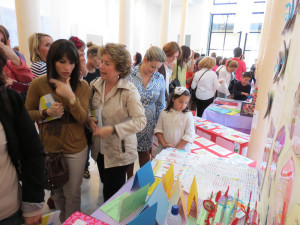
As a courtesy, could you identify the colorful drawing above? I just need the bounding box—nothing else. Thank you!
[271,126,286,169]
[240,102,255,117]
[290,82,300,156]
[273,157,294,225]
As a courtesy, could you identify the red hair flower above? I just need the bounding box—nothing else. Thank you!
[72,36,83,48]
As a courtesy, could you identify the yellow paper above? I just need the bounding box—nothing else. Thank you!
[187,176,199,216]
[147,177,161,196]
[169,177,181,208]
[179,179,188,219]
[164,163,174,198]
[40,215,50,225]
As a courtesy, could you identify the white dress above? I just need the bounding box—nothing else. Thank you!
[154,109,195,152]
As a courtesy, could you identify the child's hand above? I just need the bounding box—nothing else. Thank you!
[162,143,175,148]
[241,92,249,96]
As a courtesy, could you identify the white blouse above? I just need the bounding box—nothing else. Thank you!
[191,68,230,100]
[218,66,233,87]
[154,109,195,151]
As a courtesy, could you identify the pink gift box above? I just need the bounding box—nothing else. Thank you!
[63,211,109,225]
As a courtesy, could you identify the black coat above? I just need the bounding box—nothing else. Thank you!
[0,87,45,203]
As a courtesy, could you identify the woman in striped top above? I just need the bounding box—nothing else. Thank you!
[29,33,53,78]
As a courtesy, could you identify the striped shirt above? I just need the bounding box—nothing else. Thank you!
[30,61,47,78]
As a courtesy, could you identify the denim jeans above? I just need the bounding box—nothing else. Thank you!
[0,209,23,225]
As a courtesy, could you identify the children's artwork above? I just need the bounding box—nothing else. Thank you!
[131,161,155,190]
[187,176,199,217]
[264,91,274,119]
[141,183,169,225]
[273,40,289,82]
[270,125,286,174]
[127,202,157,225]
[282,0,300,34]
[41,210,61,225]
[285,204,300,225]
[92,108,102,127]
[290,82,300,156]
[273,157,294,225]
[240,102,255,117]
[62,211,108,225]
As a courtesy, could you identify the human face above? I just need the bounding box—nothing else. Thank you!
[227,66,237,73]
[55,55,75,82]
[166,51,179,64]
[99,54,119,81]
[0,31,6,44]
[88,54,101,69]
[39,36,53,62]
[78,46,86,63]
[241,77,251,86]
[173,95,190,112]
[141,59,162,76]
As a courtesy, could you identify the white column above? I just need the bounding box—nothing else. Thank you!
[14,0,41,64]
[119,0,133,52]
[179,0,188,46]
[247,0,287,164]
[160,0,172,48]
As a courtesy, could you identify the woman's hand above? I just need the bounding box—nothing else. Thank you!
[93,126,113,138]
[5,77,15,86]
[219,78,224,84]
[47,102,64,118]
[24,214,42,225]
[87,117,98,131]
[49,78,75,100]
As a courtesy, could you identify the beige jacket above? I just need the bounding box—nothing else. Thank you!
[90,78,146,168]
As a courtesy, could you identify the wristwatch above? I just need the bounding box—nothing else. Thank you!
[41,109,49,119]
[69,97,76,105]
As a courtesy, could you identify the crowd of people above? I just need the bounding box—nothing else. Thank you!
[0,23,255,224]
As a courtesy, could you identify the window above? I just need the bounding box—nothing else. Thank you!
[207,13,241,57]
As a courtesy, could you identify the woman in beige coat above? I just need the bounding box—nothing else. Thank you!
[87,43,146,201]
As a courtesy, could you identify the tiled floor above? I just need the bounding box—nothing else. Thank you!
[42,158,140,220]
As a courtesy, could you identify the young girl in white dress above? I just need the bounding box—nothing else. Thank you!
[154,86,196,152]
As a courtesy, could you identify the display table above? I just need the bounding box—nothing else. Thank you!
[202,99,253,134]
[194,117,250,156]
[92,147,258,225]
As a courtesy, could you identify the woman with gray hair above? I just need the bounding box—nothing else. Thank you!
[127,46,166,178]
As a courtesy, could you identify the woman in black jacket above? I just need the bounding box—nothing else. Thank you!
[0,49,45,225]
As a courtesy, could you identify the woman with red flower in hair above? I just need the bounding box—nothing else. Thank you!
[69,36,88,79]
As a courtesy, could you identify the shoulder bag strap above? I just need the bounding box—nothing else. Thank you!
[195,69,209,86]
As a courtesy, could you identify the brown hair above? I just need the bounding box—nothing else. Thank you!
[226,59,238,68]
[0,25,9,44]
[162,42,181,58]
[98,43,131,79]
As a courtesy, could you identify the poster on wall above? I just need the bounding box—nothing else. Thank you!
[273,157,294,225]
[270,126,286,174]
[259,119,276,188]
[290,82,300,156]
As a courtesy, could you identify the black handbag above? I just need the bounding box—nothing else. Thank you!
[191,70,209,101]
[44,114,70,190]
[169,63,181,94]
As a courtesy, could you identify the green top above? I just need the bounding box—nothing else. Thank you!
[172,60,187,87]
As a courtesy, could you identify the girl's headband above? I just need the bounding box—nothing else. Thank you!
[174,86,189,95]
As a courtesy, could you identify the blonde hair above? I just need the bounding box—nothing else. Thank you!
[144,46,166,62]
[28,33,52,63]
[226,59,239,68]
[98,43,131,78]
[198,56,216,70]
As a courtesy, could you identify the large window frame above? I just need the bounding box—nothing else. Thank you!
[213,0,237,5]
[207,13,241,57]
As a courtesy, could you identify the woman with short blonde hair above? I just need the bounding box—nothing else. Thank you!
[191,57,230,117]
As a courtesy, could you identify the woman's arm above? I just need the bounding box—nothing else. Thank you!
[187,51,195,73]
[112,89,147,139]
[155,78,166,121]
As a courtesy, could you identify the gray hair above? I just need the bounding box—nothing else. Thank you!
[144,46,166,62]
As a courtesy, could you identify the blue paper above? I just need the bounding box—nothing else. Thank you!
[127,202,157,225]
[131,161,155,190]
[141,183,169,225]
